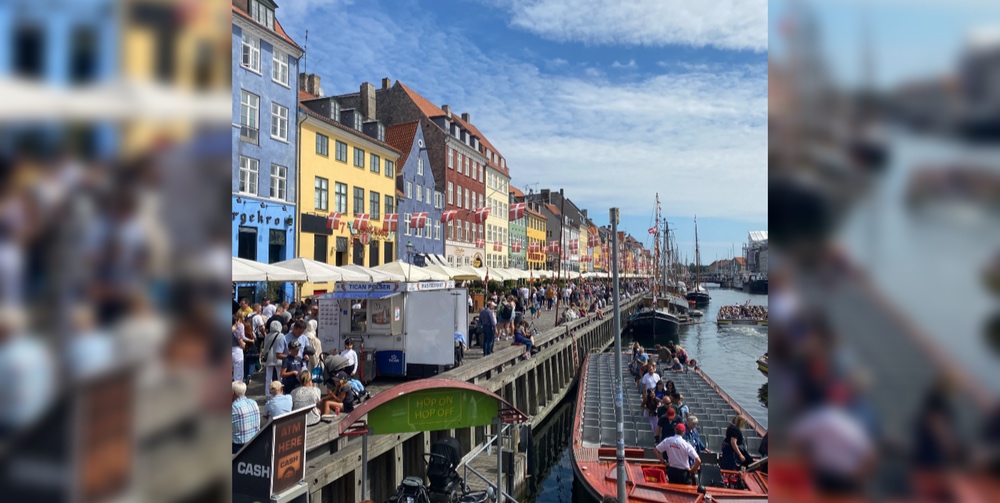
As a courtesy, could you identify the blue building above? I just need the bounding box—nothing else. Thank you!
[0,0,118,158]
[232,0,303,302]
[386,121,444,264]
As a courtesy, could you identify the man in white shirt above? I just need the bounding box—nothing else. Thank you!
[655,424,701,485]
[340,338,358,377]
[261,297,277,319]
[791,403,875,495]
[640,363,660,395]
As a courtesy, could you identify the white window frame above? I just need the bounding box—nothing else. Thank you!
[405,181,412,199]
[404,213,412,236]
[335,182,348,213]
[271,49,289,86]
[240,90,259,130]
[239,156,259,195]
[416,184,423,202]
[270,103,288,141]
[370,153,380,174]
[448,149,453,169]
[269,164,287,200]
[426,187,431,204]
[465,188,470,210]
[447,182,453,205]
[385,160,394,178]
[434,221,441,240]
[315,177,329,211]
[417,157,423,175]
[241,33,260,72]
[456,184,462,207]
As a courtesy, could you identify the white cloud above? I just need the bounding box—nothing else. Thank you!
[279,4,767,227]
[485,0,768,52]
[611,59,637,68]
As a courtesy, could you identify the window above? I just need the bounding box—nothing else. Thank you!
[385,160,394,178]
[241,32,259,72]
[314,177,329,211]
[405,182,412,199]
[417,157,424,175]
[448,221,454,240]
[370,192,380,220]
[458,220,464,241]
[370,154,380,174]
[465,157,470,175]
[268,229,285,264]
[478,165,483,180]
[238,226,257,260]
[335,183,348,213]
[448,149,454,169]
[404,213,412,236]
[336,141,348,162]
[250,0,275,30]
[465,222,471,243]
[13,25,45,79]
[270,103,288,141]
[447,183,454,205]
[316,133,329,156]
[239,91,259,143]
[417,185,424,202]
[434,222,440,240]
[239,156,258,195]
[472,162,477,181]
[354,147,365,168]
[353,187,365,215]
[314,234,328,263]
[465,189,470,210]
[270,164,287,200]
[272,50,288,85]
[384,195,394,217]
[456,184,462,207]
[70,27,98,84]
[426,188,431,205]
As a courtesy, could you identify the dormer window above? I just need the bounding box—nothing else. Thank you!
[354,112,362,131]
[251,0,275,31]
[377,123,385,142]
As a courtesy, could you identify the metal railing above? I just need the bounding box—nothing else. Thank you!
[460,422,520,503]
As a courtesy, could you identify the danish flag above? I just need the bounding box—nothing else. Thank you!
[383,213,398,232]
[326,212,344,230]
[569,239,579,255]
[512,241,522,253]
[441,210,458,223]
[476,238,485,248]
[588,234,599,247]
[493,241,503,252]
[409,212,429,229]
[548,241,560,254]
[528,241,540,253]
[353,213,370,231]
[509,202,526,221]
[648,227,657,235]
[474,206,491,224]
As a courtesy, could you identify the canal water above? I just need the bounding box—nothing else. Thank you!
[524,288,768,502]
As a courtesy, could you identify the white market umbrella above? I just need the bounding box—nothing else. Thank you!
[271,257,370,282]
[456,265,487,281]
[488,268,515,281]
[424,263,479,281]
[232,257,307,282]
[375,260,447,281]
[340,264,405,282]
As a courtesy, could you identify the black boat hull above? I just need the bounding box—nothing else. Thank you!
[623,310,680,347]
[685,292,710,308]
[748,279,768,295]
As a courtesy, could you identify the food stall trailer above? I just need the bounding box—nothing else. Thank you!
[316,281,468,378]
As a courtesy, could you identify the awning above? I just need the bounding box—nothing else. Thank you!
[330,291,402,300]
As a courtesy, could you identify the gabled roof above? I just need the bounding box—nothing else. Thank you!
[385,121,420,170]
[396,81,447,120]
[299,89,318,102]
[735,257,747,264]
[299,107,402,157]
[526,208,545,219]
[544,203,561,216]
[509,186,524,198]
[232,4,302,51]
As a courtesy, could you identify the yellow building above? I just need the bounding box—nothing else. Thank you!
[526,206,547,271]
[297,96,401,296]
[120,0,232,156]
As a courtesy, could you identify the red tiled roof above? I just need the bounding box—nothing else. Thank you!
[509,186,524,198]
[396,81,447,120]
[232,4,302,51]
[526,208,545,219]
[299,107,403,157]
[735,257,747,264]
[385,121,419,170]
[544,203,560,216]
[299,89,318,102]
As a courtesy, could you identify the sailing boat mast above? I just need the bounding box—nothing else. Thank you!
[694,215,701,291]
[653,193,661,300]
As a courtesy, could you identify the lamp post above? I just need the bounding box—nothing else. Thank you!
[406,240,414,282]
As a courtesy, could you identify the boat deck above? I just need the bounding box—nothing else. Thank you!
[581,353,765,454]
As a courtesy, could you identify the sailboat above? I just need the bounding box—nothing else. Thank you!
[686,216,711,308]
[623,194,680,346]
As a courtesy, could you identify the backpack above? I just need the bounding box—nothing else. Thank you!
[342,387,361,413]
[500,304,513,319]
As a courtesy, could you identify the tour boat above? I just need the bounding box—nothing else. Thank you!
[572,353,768,502]
[716,305,768,328]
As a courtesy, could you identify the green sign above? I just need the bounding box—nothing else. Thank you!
[367,388,500,435]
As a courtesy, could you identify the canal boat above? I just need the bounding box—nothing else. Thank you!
[716,305,768,328]
[756,354,768,376]
[572,353,768,502]
[623,308,680,347]
[685,217,711,308]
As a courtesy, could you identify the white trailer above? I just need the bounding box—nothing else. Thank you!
[316,281,468,378]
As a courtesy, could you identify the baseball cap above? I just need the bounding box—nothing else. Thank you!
[270,381,283,392]
[675,424,686,435]
[288,340,301,350]
[666,407,676,418]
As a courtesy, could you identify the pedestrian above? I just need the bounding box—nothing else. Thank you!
[232,315,253,383]
[720,415,751,470]
[303,320,322,369]
[232,381,259,453]
[654,423,700,485]
[263,381,292,421]
[262,321,284,398]
[340,338,358,377]
[479,301,497,356]
[280,340,306,393]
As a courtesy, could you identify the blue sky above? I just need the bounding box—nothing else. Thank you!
[279,0,768,265]
[769,0,1000,89]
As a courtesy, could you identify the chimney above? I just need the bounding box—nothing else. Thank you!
[441,104,452,117]
[381,77,391,90]
[461,112,471,123]
[299,73,321,96]
[360,82,376,121]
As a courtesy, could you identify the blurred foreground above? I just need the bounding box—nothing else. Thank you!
[769,0,1000,501]
[0,1,231,502]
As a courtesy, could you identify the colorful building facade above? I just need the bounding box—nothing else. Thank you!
[525,204,546,271]
[386,121,443,262]
[507,187,527,270]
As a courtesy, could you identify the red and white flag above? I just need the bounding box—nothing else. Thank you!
[569,239,579,255]
[409,212,428,229]
[360,233,371,245]
[528,241,539,253]
[474,206,491,223]
[383,213,398,232]
[588,234,599,247]
[509,202,526,221]
[476,238,485,248]
[548,241,560,254]
[493,241,503,252]
[353,213,370,231]
[441,210,458,223]
[512,241,522,253]
[648,226,656,235]
[326,212,344,230]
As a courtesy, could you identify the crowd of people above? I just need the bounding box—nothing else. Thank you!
[717,304,768,321]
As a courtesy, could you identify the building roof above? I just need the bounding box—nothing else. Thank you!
[735,257,747,264]
[385,121,420,169]
[526,208,545,219]
[232,4,302,51]
[299,106,403,157]
[509,186,524,198]
[299,89,318,101]
[396,81,447,120]
[544,203,561,216]
[748,230,768,245]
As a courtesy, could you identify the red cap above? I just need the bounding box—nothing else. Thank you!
[675,424,686,435]
[666,408,676,418]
